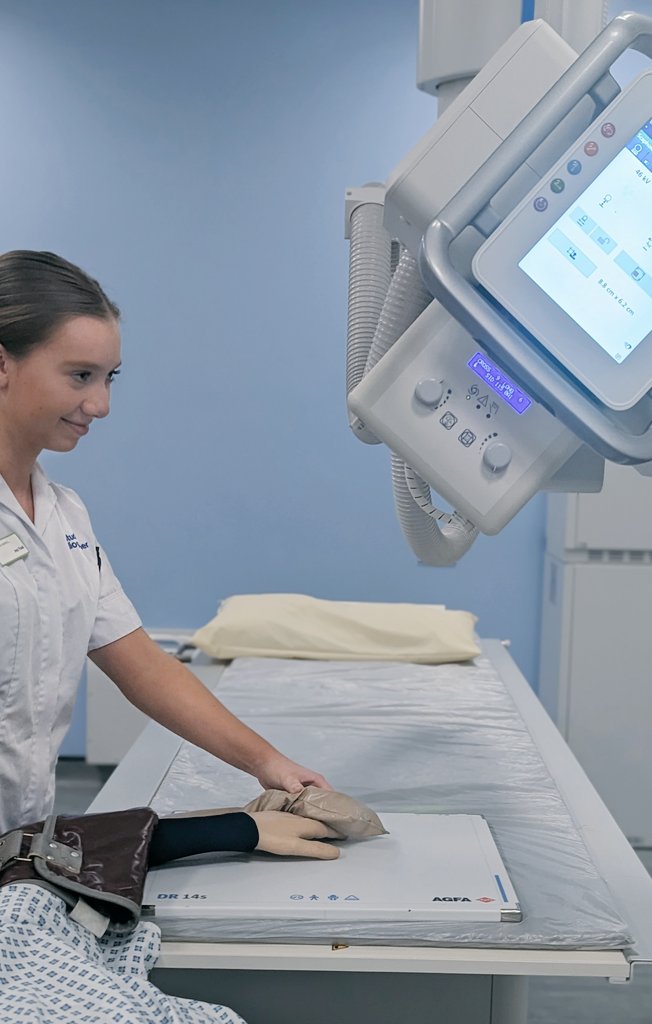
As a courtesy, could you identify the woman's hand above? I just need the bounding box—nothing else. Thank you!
[92,633,333,796]
[254,752,333,794]
[249,811,342,859]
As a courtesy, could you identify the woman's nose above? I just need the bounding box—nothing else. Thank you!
[81,384,111,419]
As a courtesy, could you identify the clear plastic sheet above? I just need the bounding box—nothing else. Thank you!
[151,656,631,949]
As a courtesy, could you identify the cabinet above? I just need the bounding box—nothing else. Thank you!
[86,629,201,764]
[539,462,652,846]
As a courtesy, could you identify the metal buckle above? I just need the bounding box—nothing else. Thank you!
[0,825,81,875]
[14,832,35,863]
[0,830,35,870]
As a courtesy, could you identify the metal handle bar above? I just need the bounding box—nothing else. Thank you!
[419,12,652,464]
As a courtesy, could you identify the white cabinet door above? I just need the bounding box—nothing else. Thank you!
[546,563,652,845]
[86,630,199,764]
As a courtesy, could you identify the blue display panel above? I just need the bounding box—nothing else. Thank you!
[468,353,532,414]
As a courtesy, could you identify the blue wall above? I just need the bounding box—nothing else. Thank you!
[0,1,547,751]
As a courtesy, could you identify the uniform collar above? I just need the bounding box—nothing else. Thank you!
[31,463,58,534]
[0,463,57,536]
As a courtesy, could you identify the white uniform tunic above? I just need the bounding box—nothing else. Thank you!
[0,464,141,833]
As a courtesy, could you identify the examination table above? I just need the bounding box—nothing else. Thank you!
[87,640,652,1024]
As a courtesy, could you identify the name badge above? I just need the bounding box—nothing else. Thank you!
[0,533,28,566]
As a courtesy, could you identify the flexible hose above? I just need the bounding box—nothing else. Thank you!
[346,201,392,443]
[392,455,479,566]
[365,247,432,373]
[390,239,400,274]
[345,201,479,562]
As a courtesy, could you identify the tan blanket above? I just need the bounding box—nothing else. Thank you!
[192,593,479,664]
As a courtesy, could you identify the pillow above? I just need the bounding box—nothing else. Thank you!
[243,786,388,838]
[192,593,479,664]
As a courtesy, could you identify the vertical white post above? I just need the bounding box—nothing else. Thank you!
[417,0,522,97]
[534,0,609,51]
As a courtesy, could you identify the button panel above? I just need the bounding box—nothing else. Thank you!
[347,303,580,532]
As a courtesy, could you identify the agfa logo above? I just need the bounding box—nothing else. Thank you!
[432,896,496,902]
[432,896,471,902]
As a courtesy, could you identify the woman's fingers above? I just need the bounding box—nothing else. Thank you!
[254,754,333,793]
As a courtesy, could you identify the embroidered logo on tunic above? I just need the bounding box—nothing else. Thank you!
[65,533,89,551]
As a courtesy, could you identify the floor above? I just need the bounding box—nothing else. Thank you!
[55,760,652,1024]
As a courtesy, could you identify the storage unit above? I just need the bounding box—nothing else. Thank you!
[539,462,652,846]
[85,629,201,764]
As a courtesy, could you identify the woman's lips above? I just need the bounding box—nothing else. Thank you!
[62,419,90,436]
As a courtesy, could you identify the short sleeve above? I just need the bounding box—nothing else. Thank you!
[87,544,142,652]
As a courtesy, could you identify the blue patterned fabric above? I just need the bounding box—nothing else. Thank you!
[0,884,246,1023]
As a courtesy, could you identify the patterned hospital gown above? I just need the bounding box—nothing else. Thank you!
[0,884,247,1023]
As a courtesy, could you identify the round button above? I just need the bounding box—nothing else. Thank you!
[414,378,445,408]
[584,141,599,157]
[533,196,548,212]
[483,441,512,473]
[567,159,582,175]
[550,177,565,193]
[601,122,615,138]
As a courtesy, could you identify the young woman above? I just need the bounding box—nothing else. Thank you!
[0,249,334,856]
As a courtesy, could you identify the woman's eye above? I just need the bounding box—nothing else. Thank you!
[108,369,121,383]
[73,371,91,382]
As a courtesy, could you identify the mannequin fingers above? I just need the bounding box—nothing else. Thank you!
[250,811,344,857]
[288,838,341,860]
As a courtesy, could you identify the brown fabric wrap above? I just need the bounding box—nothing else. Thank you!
[244,786,388,838]
[0,807,158,932]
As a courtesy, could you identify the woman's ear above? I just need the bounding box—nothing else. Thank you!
[0,345,12,389]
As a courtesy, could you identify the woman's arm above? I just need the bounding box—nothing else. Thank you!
[89,628,331,793]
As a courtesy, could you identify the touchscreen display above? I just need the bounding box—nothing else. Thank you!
[518,119,652,363]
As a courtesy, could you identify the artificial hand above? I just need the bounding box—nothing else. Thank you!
[249,810,342,859]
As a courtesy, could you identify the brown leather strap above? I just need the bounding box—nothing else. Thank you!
[0,808,158,932]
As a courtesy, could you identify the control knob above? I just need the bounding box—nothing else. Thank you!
[483,441,512,473]
[414,378,445,408]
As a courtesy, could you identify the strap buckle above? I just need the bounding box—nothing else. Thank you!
[14,832,36,863]
[0,829,32,870]
[0,825,81,875]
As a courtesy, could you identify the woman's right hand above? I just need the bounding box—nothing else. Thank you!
[249,811,342,859]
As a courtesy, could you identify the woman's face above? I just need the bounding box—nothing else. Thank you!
[0,315,121,458]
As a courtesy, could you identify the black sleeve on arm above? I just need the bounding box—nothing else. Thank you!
[148,812,260,867]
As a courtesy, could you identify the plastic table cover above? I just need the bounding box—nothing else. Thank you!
[149,655,631,950]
